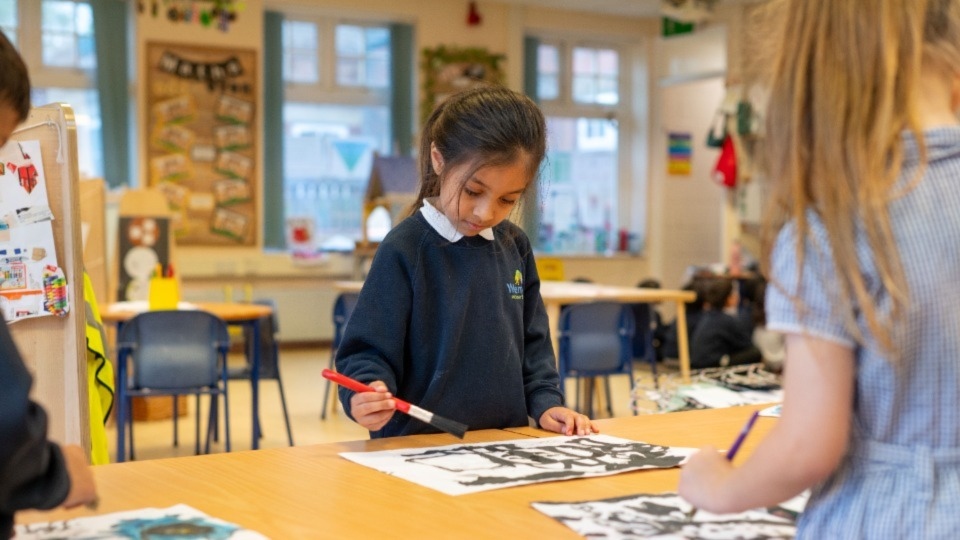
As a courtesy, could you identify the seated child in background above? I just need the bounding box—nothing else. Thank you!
[689,278,761,369]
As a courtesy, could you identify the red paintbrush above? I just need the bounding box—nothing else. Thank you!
[322,369,467,439]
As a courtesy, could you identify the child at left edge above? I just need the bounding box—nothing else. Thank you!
[335,85,598,438]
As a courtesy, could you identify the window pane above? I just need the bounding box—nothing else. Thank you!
[597,77,618,105]
[31,87,103,179]
[572,75,596,103]
[335,25,364,56]
[538,116,618,254]
[366,58,389,88]
[287,21,316,49]
[0,0,17,44]
[570,46,619,105]
[283,20,319,83]
[288,52,318,83]
[42,33,76,66]
[537,44,559,74]
[598,49,618,76]
[572,47,596,74]
[337,58,362,86]
[42,1,75,32]
[41,1,95,70]
[537,44,559,101]
[538,74,558,101]
[366,28,389,58]
[335,24,390,88]
[283,103,391,249]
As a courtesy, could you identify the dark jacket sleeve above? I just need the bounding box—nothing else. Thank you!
[0,317,70,537]
[522,248,564,422]
[334,237,413,420]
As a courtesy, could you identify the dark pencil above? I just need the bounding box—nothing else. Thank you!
[686,409,761,521]
[322,368,468,438]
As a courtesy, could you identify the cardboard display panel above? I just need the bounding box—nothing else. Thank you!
[7,103,89,448]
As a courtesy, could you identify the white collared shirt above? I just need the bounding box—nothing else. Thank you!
[420,198,494,242]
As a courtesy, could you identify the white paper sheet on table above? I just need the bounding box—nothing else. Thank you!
[340,434,697,496]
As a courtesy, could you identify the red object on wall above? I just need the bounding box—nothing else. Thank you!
[467,1,482,26]
[712,135,737,188]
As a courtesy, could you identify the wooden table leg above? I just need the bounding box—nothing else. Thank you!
[675,301,691,384]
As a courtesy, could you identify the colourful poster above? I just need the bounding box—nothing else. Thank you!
[668,132,692,175]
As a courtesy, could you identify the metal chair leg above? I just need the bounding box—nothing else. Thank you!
[321,349,336,420]
[173,396,179,447]
[277,378,294,446]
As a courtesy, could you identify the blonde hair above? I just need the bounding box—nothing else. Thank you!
[759,0,960,353]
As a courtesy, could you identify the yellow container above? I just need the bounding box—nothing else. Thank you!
[148,277,180,310]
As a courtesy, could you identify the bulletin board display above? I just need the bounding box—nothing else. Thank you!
[145,42,258,246]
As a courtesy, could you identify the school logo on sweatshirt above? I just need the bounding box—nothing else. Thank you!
[506,269,523,300]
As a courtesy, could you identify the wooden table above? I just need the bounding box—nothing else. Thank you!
[334,280,698,383]
[17,406,775,538]
[102,302,274,451]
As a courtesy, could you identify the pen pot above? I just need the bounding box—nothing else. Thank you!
[148,277,180,310]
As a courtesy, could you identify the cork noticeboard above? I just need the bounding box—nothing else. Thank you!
[146,42,258,246]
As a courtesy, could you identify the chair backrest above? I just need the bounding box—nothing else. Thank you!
[332,292,360,348]
[118,310,230,390]
[242,298,280,380]
[558,302,635,375]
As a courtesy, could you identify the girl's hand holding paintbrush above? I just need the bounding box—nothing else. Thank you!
[348,379,398,432]
[324,369,467,438]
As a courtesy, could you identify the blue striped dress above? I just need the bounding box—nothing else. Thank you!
[765,127,960,539]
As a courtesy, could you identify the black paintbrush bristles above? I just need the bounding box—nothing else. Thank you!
[405,404,468,439]
[428,413,468,439]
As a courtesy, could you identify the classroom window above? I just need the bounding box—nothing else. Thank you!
[41,0,94,69]
[335,25,389,88]
[537,44,560,101]
[572,47,618,105]
[0,0,17,46]
[282,20,319,84]
[7,0,102,179]
[533,39,633,256]
[281,16,392,250]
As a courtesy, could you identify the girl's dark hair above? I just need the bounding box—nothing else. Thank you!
[0,30,31,121]
[408,85,546,216]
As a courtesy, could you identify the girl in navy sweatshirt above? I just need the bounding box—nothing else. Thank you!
[336,86,597,438]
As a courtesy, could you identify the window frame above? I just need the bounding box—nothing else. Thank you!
[282,16,390,108]
[274,9,397,250]
[531,32,646,256]
[18,0,95,90]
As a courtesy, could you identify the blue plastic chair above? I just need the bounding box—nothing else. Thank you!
[115,310,231,462]
[558,302,636,417]
[321,292,360,420]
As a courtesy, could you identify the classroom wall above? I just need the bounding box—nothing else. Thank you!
[126,1,744,340]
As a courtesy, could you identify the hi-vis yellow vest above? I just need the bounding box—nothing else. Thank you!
[84,272,114,465]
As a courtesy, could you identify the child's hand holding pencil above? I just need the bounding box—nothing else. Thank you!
[677,410,760,517]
